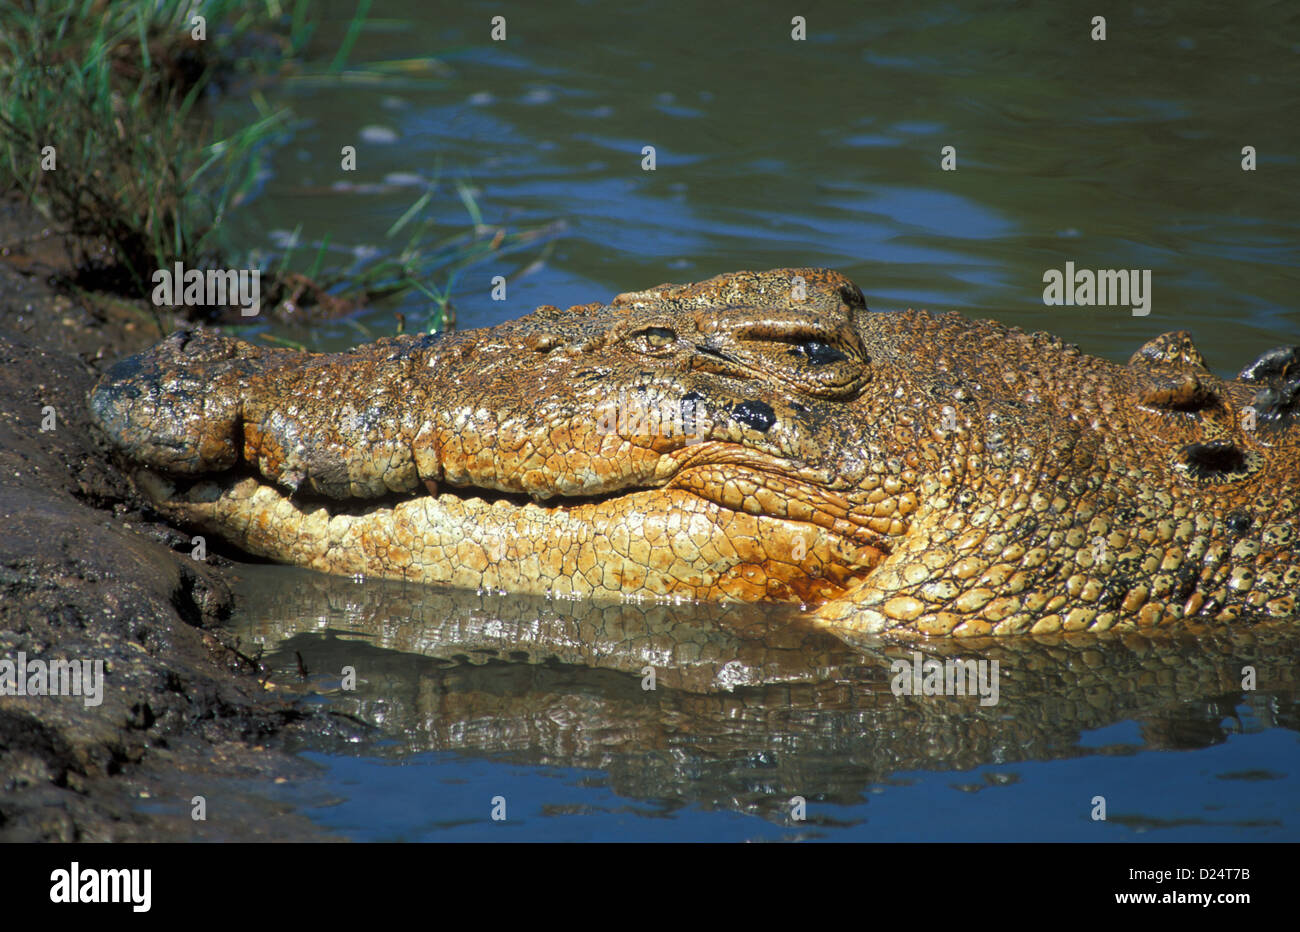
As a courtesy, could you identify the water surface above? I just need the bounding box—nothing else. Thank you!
[232,567,1300,840]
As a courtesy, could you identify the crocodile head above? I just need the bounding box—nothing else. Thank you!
[90,268,1300,637]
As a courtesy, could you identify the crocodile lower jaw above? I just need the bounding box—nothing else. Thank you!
[134,469,884,604]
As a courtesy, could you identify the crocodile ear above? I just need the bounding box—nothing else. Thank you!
[1127,330,1210,372]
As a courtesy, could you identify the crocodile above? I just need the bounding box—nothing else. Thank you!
[88,268,1300,638]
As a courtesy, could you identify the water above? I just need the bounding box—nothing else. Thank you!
[231,567,1300,841]
[218,0,1300,840]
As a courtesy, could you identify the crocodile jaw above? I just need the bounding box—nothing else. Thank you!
[138,470,883,603]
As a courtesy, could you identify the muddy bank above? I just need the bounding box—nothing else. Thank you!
[0,194,355,841]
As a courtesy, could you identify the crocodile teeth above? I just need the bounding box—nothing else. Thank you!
[423,477,439,497]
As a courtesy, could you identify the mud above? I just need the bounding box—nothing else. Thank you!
[0,193,355,841]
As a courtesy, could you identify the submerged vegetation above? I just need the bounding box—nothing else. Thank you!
[0,0,549,330]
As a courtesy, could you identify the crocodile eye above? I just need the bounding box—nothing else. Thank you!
[632,326,677,350]
[787,339,847,366]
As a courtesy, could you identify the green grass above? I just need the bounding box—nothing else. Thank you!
[268,175,561,333]
[0,0,302,299]
[0,0,553,332]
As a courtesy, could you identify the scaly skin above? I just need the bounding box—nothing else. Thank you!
[88,268,1300,638]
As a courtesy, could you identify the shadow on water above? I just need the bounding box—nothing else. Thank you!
[230,565,1300,838]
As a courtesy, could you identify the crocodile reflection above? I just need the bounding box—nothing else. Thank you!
[233,567,1300,820]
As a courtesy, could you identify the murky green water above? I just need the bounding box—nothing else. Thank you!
[220,0,1299,839]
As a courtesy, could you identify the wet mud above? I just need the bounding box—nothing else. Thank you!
[0,194,353,841]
